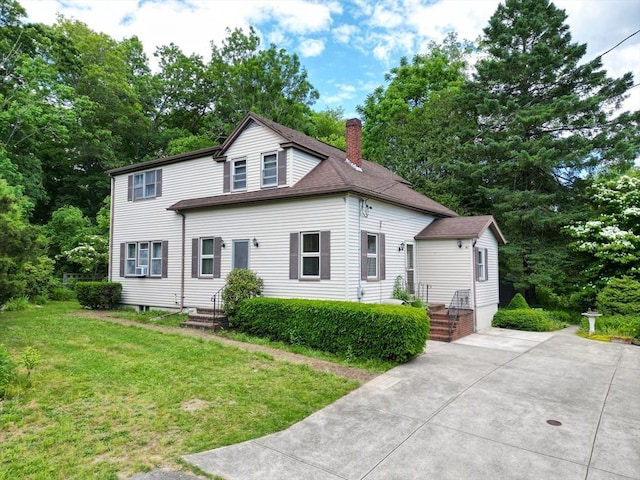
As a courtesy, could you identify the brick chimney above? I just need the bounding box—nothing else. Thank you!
[345,118,362,169]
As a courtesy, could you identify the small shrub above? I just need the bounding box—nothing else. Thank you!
[222,269,263,319]
[21,346,41,378]
[596,277,640,316]
[506,293,530,310]
[50,287,76,301]
[2,296,30,312]
[0,344,16,398]
[580,315,640,340]
[546,310,572,325]
[75,282,122,310]
[492,308,565,332]
[235,298,429,363]
[392,276,410,302]
[410,298,424,309]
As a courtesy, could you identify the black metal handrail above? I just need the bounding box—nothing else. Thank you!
[448,289,471,340]
[210,286,225,316]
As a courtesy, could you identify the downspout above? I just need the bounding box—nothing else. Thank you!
[472,238,478,332]
[177,211,186,311]
[108,176,115,282]
[344,194,350,301]
[357,198,363,301]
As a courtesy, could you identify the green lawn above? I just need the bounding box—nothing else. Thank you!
[0,302,359,479]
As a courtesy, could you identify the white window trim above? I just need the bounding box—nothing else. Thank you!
[300,231,320,279]
[261,152,278,187]
[150,241,163,277]
[367,233,378,280]
[232,158,247,191]
[477,248,488,282]
[133,170,157,200]
[199,237,214,277]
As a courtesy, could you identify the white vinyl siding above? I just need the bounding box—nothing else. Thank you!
[475,230,500,308]
[111,155,218,308]
[224,122,285,192]
[345,196,435,303]
[416,239,472,306]
[183,196,346,306]
[291,150,322,184]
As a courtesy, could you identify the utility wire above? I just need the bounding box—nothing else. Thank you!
[598,29,640,58]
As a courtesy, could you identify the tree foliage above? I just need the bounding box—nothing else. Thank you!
[462,0,639,295]
[565,169,640,282]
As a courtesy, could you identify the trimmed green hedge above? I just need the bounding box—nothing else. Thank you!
[596,277,640,316]
[235,298,429,363]
[492,308,566,332]
[76,282,122,310]
[506,293,530,310]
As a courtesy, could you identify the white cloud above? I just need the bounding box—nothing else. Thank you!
[298,38,325,57]
[332,24,358,44]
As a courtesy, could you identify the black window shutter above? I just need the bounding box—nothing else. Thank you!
[289,233,299,279]
[191,238,199,278]
[277,150,287,186]
[127,175,133,201]
[214,236,222,279]
[380,233,386,280]
[161,240,168,278]
[156,169,163,197]
[320,231,331,280]
[223,161,230,193]
[360,230,368,281]
[120,243,125,277]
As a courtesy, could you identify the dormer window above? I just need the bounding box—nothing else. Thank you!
[232,158,247,191]
[262,152,277,187]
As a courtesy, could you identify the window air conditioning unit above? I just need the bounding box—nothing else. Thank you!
[134,266,148,277]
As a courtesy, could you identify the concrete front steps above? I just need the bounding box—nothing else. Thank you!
[428,303,474,342]
[180,307,228,331]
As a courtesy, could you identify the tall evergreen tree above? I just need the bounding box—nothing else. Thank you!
[464,0,640,297]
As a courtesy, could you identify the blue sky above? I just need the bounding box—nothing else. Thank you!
[24,0,640,118]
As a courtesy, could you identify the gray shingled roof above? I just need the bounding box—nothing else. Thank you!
[167,112,458,218]
[414,215,507,244]
[106,146,222,176]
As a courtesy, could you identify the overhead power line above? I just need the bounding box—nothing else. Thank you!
[598,29,640,58]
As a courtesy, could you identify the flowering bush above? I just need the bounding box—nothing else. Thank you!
[565,171,640,281]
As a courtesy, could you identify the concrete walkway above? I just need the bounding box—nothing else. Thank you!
[184,327,640,480]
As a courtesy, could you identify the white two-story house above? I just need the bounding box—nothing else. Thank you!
[107,113,506,331]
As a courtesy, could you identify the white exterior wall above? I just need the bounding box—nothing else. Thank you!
[110,155,221,309]
[291,150,322,184]
[183,195,348,306]
[416,239,473,307]
[474,229,500,330]
[224,122,286,191]
[344,196,436,303]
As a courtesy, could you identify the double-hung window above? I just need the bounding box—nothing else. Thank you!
[301,232,320,278]
[232,159,247,191]
[360,230,385,281]
[200,238,214,276]
[133,170,157,200]
[367,234,378,279]
[476,248,488,281]
[261,153,277,187]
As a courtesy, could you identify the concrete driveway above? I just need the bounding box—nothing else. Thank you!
[184,327,640,480]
